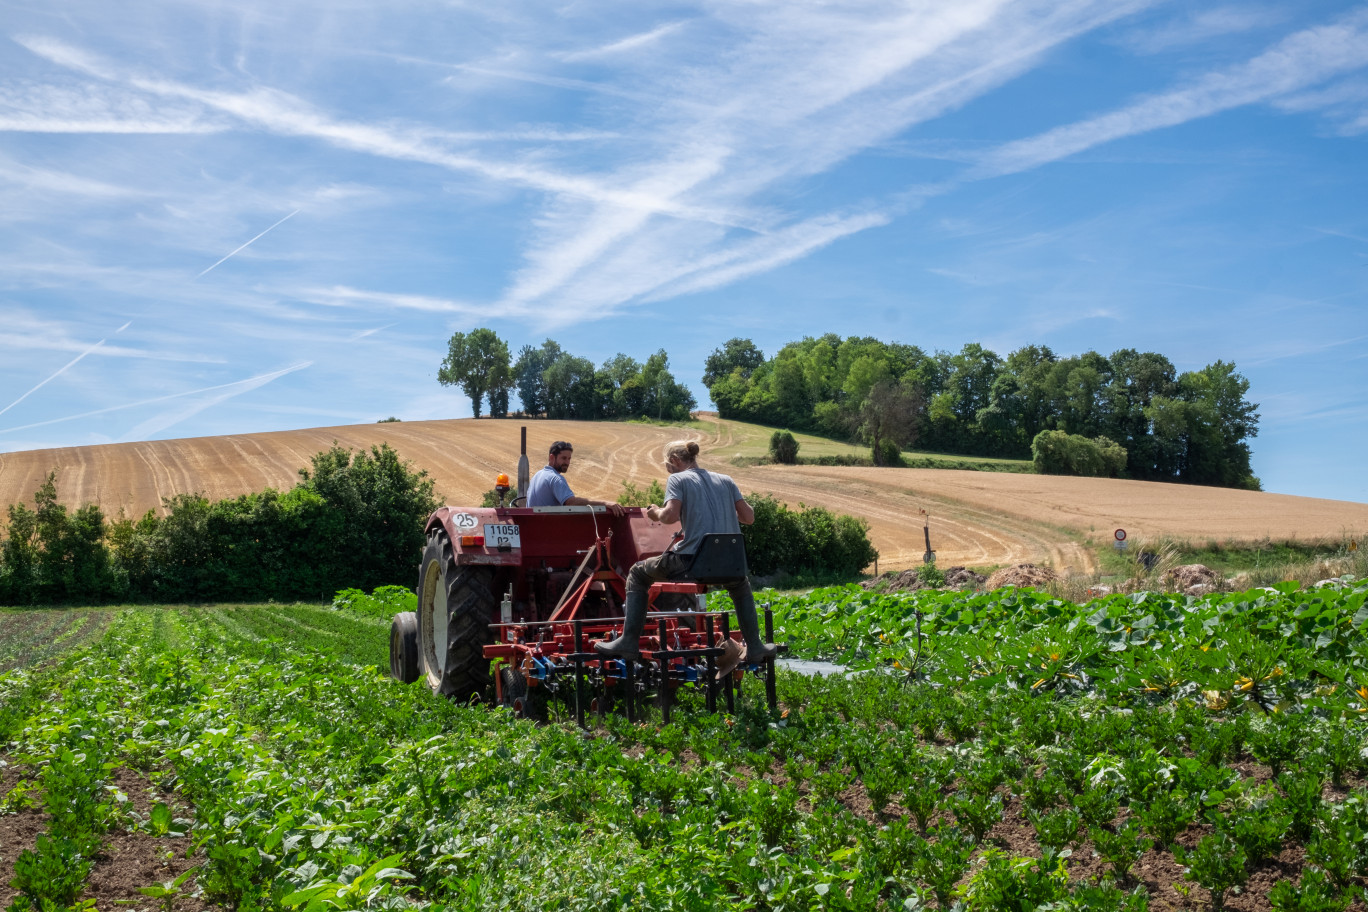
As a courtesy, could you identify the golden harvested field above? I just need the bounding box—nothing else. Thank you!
[2,416,1364,573]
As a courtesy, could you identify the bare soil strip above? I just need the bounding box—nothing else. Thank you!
[2,418,1363,574]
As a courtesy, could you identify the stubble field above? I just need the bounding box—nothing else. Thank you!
[0,416,1363,573]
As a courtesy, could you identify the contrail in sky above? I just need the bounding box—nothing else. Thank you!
[0,321,131,419]
[0,361,311,435]
[196,209,300,278]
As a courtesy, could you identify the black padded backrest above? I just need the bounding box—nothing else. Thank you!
[684,533,748,583]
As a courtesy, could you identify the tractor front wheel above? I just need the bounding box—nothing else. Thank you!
[389,611,420,684]
[417,530,496,701]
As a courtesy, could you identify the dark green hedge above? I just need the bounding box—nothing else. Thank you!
[0,444,437,605]
[743,493,877,582]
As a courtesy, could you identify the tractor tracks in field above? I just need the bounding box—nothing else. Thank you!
[730,465,1098,574]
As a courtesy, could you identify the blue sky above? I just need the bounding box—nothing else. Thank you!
[1,0,1365,502]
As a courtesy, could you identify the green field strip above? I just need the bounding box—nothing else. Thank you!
[3,584,1367,910]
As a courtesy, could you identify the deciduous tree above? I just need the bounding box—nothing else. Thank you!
[438,328,511,418]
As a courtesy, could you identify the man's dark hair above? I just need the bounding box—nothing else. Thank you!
[549,441,573,455]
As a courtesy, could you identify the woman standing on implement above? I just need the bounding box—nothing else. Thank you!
[595,440,777,672]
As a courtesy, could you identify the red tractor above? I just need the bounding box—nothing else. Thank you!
[387,429,781,722]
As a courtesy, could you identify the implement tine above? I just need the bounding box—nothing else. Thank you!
[764,603,777,711]
[705,614,717,713]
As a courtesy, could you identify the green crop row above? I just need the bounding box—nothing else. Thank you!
[3,581,1368,910]
[729,580,1368,716]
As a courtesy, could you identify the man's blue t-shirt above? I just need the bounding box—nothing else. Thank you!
[527,465,574,506]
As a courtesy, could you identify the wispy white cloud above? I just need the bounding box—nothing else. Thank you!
[0,311,220,363]
[975,9,1368,177]
[296,285,484,315]
[0,156,140,198]
[0,362,312,437]
[0,74,222,133]
[559,21,689,62]
[1121,6,1286,54]
[10,1,1156,328]
[118,361,311,441]
[0,326,122,419]
[1274,76,1368,134]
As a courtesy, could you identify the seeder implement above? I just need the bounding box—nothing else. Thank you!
[484,602,783,724]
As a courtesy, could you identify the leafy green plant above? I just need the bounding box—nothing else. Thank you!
[1029,807,1081,856]
[1135,790,1196,851]
[918,563,946,588]
[11,835,92,907]
[1064,879,1151,912]
[1089,820,1150,882]
[282,854,415,911]
[1020,769,1064,813]
[743,781,800,848]
[1269,869,1348,912]
[903,770,944,834]
[1075,784,1120,829]
[1279,770,1324,842]
[138,868,200,912]
[1177,832,1248,911]
[948,791,1002,844]
[1221,793,1291,866]
[861,761,901,818]
[911,826,975,910]
[146,801,191,838]
[1306,808,1368,894]
[1248,715,1306,779]
[961,848,1068,912]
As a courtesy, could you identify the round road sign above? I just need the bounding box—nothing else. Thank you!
[1114,529,1127,542]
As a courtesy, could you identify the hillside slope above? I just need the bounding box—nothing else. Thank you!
[1,416,1363,573]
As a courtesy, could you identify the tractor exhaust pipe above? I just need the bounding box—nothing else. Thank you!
[516,426,530,506]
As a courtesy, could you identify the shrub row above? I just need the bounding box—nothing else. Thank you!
[1031,429,1127,478]
[744,494,877,582]
[0,444,437,605]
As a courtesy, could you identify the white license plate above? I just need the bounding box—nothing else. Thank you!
[484,523,521,549]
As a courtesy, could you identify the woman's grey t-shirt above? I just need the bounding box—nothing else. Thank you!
[665,467,743,555]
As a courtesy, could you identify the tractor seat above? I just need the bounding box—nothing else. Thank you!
[679,533,748,583]
[646,534,748,611]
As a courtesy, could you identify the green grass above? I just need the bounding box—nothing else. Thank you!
[703,417,1034,473]
[1093,536,1360,579]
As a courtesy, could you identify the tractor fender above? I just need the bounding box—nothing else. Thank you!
[426,507,522,566]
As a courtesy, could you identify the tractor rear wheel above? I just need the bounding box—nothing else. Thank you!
[389,611,420,684]
[417,530,496,701]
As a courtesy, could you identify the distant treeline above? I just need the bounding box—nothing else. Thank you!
[0,445,437,606]
[704,336,1261,489]
[438,329,697,421]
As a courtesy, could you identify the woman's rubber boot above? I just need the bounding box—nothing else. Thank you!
[595,589,648,658]
[734,590,778,663]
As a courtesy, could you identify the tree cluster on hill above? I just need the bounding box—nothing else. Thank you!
[704,335,1260,489]
[439,329,696,421]
[0,444,437,605]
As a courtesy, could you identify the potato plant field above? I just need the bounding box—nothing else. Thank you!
[1,579,1368,912]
